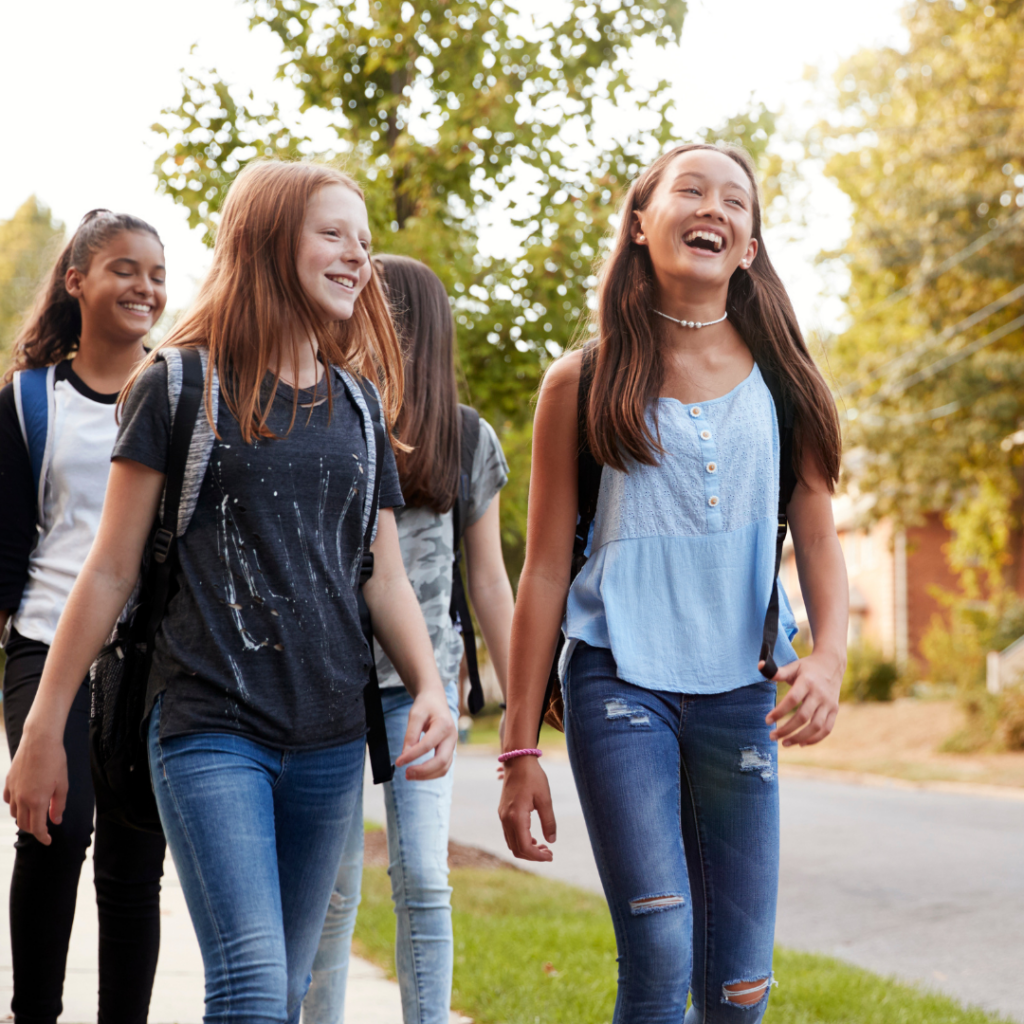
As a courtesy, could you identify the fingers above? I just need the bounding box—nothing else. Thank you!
[535,788,557,844]
[497,763,555,862]
[404,728,456,781]
[767,683,805,731]
[395,704,430,767]
[21,803,52,846]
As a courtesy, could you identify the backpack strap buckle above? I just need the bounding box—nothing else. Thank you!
[152,527,174,564]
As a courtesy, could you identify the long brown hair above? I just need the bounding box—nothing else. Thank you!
[124,161,403,440]
[4,210,162,385]
[587,143,841,487]
[375,255,460,513]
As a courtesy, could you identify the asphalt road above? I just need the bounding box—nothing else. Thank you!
[366,749,1024,1023]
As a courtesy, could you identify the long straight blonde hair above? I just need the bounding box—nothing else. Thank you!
[124,160,403,440]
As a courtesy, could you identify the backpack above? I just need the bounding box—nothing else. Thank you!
[11,364,58,524]
[448,405,485,714]
[89,349,394,833]
[539,345,797,736]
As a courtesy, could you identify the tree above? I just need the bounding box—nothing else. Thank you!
[152,0,776,580]
[818,0,1024,593]
[0,197,65,374]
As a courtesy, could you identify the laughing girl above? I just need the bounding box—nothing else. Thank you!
[499,144,847,1023]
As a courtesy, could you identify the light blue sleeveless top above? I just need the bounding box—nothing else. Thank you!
[563,362,799,694]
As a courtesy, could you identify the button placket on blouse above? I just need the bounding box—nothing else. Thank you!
[692,407,723,533]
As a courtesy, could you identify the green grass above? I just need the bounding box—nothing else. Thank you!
[354,861,1010,1024]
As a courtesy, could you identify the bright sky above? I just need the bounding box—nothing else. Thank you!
[0,0,908,334]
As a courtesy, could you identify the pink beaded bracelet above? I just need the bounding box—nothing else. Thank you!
[497,748,543,763]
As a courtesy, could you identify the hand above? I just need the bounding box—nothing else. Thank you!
[395,685,457,781]
[498,755,556,861]
[4,730,68,845]
[763,652,844,747]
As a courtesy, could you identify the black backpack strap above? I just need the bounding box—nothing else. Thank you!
[143,347,204,666]
[539,344,602,742]
[450,405,484,713]
[756,360,796,680]
[354,377,394,785]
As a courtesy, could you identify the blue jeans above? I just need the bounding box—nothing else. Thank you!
[565,643,780,1024]
[147,698,365,1024]
[304,680,459,1024]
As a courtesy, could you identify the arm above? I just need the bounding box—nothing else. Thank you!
[498,351,582,862]
[764,458,849,746]
[364,508,456,780]
[0,383,37,624]
[464,495,515,699]
[4,458,164,844]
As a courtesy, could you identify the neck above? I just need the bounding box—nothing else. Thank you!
[270,335,323,389]
[72,325,147,394]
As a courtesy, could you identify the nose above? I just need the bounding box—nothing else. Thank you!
[341,238,368,267]
[695,193,727,222]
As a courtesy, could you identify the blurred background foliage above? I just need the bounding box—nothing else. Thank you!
[0,197,65,369]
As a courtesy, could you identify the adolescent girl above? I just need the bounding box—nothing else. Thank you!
[498,143,848,1023]
[305,255,514,1024]
[0,209,168,1024]
[4,162,457,1024]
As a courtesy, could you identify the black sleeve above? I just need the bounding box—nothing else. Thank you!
[111,360,171,472]
[0,382,38,613]
[377,429,404,511]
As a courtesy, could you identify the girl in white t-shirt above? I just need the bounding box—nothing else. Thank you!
[0,210,168,1024]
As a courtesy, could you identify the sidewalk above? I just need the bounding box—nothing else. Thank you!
[0,748,464,1023]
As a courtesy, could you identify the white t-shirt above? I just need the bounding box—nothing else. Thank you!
[14,363,120,646]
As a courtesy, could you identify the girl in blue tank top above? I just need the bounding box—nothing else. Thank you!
[499,144,848,1024]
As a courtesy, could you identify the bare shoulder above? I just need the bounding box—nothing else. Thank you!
[539,348,584,399]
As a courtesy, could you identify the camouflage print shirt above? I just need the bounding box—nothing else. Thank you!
[376,416,509,690]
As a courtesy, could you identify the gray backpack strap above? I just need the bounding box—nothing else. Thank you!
[158,347,218,535]
[335,369,380,544]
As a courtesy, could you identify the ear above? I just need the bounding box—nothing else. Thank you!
[65,265,84,299]
[630,212,647,246]
[740,237,758,270]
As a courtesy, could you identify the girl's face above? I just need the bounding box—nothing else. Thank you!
[632,149,758,297]
[65,230,167,342]
[297,184,372,323]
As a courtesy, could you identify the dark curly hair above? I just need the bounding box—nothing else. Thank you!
[3,209,162,384]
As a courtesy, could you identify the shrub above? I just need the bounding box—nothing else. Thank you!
[999,687,1024,751]
[841,643,899,702]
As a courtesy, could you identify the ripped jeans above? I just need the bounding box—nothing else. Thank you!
[564,642,779,1024]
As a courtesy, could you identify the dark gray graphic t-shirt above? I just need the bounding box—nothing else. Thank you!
[114,360,403,749]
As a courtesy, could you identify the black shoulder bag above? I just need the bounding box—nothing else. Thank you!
[448,404,484,713]
[90,347,204,833]
[537,350,796,739]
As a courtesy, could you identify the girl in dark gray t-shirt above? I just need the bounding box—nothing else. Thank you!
[6,161,457,1024]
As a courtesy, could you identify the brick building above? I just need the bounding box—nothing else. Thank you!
[780,495,960,666]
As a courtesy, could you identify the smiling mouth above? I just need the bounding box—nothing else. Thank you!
[119,302,153,314]
[326,273,358,291]
[683,230,725,253]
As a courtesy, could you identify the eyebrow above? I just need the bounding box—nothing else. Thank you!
[110,256,166,271]
[672,171,750,196]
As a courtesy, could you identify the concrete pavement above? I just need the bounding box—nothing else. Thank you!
[369,748,1024,1024]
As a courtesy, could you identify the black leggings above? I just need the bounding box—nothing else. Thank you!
[3,629,167,1024]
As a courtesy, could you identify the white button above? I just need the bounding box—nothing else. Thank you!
[706,462,717,473]
[708,496,719,507]
[690,406,701,417]
[700,430,711,440]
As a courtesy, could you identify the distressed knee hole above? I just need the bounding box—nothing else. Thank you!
[738,746,775,782]
[628,893,686,915]
[604,698,650,727]
[722,975,776,1007]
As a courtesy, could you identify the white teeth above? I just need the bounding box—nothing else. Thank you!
[327,274,357,288]
[120,303,152,312]
[684,230,725,252]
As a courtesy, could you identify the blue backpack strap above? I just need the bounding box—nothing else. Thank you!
[14,366,54,509]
